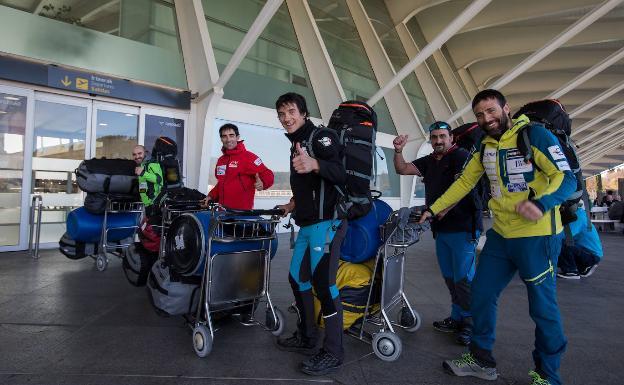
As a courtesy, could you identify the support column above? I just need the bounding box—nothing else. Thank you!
[347,0,424,206]
[395,23,451,121]
[174,0,221,190]
[287,0,345,122]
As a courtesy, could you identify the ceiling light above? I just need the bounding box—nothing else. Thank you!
[99,123,108,126]
[125,113,135,117]
[4,96,20,101]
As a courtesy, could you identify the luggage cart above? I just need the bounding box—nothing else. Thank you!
[347,209,430,362]
[93,198,143,271]
[188,205,286,358]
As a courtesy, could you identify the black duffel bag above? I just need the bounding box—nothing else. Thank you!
[76,158,138,194]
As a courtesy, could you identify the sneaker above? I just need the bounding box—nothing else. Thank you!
[442,352,498,381]
[455,324,472,346]
[300,349,342,376]
[276,332,316,355]
[580,264,599,278]
[433,317,460,333]
[528,370,551,385]
[557,271,580,280]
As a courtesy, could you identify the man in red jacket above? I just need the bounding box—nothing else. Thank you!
[203,123,274,209]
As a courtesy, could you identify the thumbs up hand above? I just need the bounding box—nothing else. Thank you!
[254,173,264,191]
[292,142,319,174]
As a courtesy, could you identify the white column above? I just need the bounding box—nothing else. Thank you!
[347,0,426,206]
[287,0,345,121]
[174,0,221,189]
[395,22,452,121]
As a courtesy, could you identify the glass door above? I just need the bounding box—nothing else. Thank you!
[0,85,34,251]
[140,107,187,176]
[32,93,91,244]
[91,102,139,159]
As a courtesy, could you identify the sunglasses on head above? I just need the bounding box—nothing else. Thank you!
[428,122,450,132]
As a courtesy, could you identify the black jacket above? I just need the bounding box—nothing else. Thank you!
[286,120,346,227]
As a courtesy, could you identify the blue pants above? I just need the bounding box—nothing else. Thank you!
[558,244,600,274]
[470,230,566,385]
[289,219,346,359]
[435,231,478,321]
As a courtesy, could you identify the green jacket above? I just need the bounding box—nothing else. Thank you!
[138,161,163,207]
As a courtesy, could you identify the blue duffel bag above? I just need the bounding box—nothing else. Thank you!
[66,206,139,243]
[340,199,393,263]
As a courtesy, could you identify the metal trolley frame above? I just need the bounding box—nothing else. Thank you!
[347,210,430,362]
[186,205,286,358]
[93,198,143,271]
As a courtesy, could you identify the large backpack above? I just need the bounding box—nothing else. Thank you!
[307,101,377,220]
[152,136,183,191]
[452,122,484,153]
[512,99,591,238]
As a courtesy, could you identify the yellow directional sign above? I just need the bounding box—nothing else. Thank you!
[60,75,71,87]
[76,77,89,91]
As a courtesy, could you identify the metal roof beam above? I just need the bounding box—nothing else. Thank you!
[573,103,624,136]
[575,115,624,146]
[569,79,624,118]
[579,128,624,160]
[547,46,624,99]
[214,0,283,90]
[445,0,624,124]
[367,0,491,107]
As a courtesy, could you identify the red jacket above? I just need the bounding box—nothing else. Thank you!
[208,141,274,210]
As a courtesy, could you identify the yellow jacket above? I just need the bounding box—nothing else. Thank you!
[430,115,577,238]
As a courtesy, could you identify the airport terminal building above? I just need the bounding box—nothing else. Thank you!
[1,0,623,252]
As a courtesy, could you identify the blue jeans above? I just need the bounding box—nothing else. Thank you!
[435,231,478,321]
[470,230,566,385]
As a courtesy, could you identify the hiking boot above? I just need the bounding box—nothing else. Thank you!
[433,317,460,333]
[300,349,342,376]
[442,352,498,381]
[557,271,580,280]
[529,370,551,385]
[580,264,599,278]
[276,332,316,355]
[455,323,472,346]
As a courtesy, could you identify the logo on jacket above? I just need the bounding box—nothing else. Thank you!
[318,136,332,147]
[216,165,226,175]
[254,158,263,166]
[229,161,238,168]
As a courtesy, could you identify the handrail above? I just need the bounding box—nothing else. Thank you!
[29,195,43,259]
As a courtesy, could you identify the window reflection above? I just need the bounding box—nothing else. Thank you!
[95,110,138,159]
[373,147,400,198]
[33,101,87,159]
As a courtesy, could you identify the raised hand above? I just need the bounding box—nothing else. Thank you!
[393,135,409,152]
[292,142,319,174]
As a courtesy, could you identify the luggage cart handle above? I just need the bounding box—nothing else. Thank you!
[220,207,285,217]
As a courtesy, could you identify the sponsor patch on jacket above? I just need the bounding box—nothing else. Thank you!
[318,136,332,147]
[509,173,526,184]
[229,161,238,168]
[556,160,571,171]
[254,158,262,166]
[548,145,566,160]
[507,182,528,192]
[506,148,533,173]
[216,165,226,175]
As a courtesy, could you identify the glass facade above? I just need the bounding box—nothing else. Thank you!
[373,147,400,198]
[308,0,397,135]
[0,92,27,246]
[203,0,320,117]
[0,2,186,89]
[361,0,435,127]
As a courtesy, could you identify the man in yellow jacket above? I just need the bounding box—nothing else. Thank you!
[420,90,576,385]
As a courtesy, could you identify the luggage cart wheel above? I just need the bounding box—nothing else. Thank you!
[399,306,421,332]
[267,308,286,336]
[192,324,212,358]
[95,255,108,271]
[372,332,402,362]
